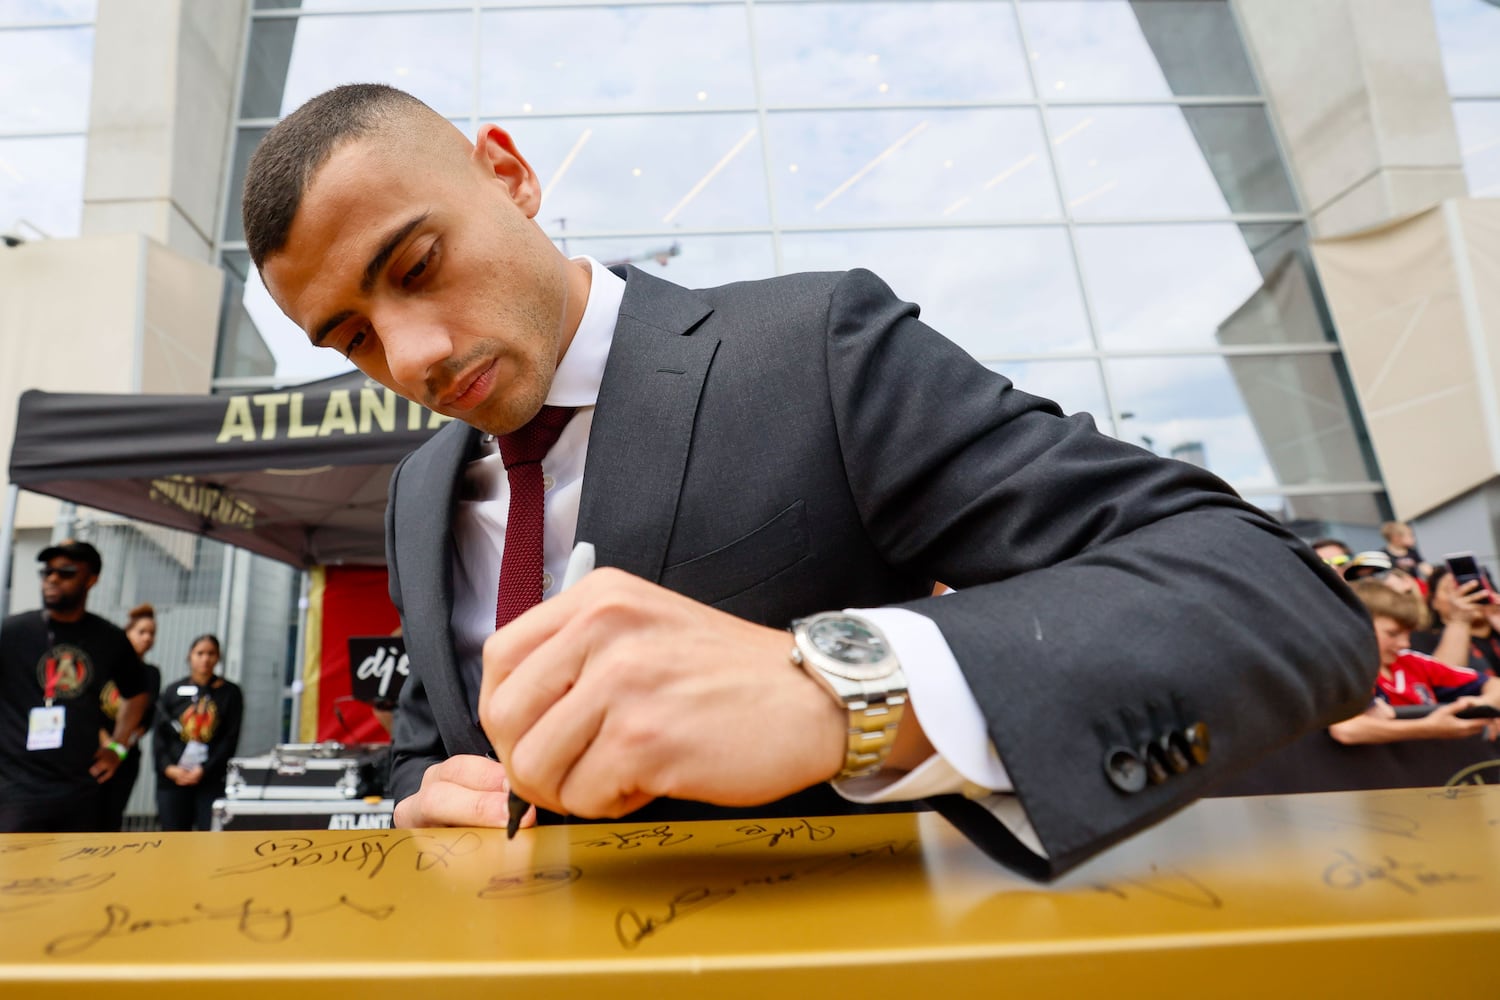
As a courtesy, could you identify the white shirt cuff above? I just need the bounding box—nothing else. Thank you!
[830,606,1047,859]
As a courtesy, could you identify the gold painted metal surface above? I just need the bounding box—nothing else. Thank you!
[2,786,1499,997]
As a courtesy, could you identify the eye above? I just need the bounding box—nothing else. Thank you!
[401,244,437,289]
[343,329,368,359]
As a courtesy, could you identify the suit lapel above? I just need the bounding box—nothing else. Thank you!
[578,267,719,583]
[401,419,490,755]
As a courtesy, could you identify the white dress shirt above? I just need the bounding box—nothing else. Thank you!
[449,258,1040,854]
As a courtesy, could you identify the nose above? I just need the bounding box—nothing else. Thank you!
[374,302,453,397]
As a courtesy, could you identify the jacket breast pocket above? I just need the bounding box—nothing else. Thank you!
[660,500,809,605]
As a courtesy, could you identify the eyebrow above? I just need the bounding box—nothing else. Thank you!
[310,212,430,346]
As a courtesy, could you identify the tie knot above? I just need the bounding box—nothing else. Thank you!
[497,405,576,468]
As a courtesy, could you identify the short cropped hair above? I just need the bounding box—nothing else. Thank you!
[1379,520,1406,543]
[1351,579,1426,632]
[242,83,433,270]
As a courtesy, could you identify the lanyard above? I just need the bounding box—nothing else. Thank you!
[42,611,58,708]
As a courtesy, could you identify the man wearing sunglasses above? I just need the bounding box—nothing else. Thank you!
[0,540,149,832]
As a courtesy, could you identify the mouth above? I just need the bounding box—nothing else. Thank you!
[438,360,498,412]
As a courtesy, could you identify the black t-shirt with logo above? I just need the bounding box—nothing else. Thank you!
[0,610,145,801]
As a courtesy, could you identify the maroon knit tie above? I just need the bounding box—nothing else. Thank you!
[494,405,576,629]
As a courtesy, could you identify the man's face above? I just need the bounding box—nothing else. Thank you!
[1315,544,1349,567]
[1371,615,1410,669]
[39,559,92,614]
[262,123,588,436]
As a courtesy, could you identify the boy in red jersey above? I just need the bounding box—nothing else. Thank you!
[1329,580,1500,745]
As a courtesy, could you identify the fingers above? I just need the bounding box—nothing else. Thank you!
[393,755,516,829]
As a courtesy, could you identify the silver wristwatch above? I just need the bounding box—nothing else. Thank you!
[789,611,908,780]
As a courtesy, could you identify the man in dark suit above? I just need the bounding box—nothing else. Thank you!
[244,84,1375,879]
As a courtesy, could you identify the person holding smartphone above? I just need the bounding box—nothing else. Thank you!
[1330,581,1500,746]
[1408,565,1500,678]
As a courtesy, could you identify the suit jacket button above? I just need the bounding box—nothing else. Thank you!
[1142,742,1170,785]
[1158,732,1191,774]
[1105,747,1148,794]
[1175,722,1211,766]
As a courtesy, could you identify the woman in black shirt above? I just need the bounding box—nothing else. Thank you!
[154,634,242,831]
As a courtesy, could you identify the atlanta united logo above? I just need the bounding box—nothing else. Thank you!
[180,698,220,743]
[34,644,94,700]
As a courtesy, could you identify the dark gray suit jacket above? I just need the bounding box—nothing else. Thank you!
[386,266,1375,879]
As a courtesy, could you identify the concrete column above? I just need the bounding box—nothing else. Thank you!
[81,0,250,262]
[1235,0,1469,238]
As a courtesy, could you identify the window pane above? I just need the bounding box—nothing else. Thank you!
[1106,354,1377,490]
[222,127,268,244]
[1050,105,1297,218]
[555,234,775,289]
[0,26,91,131]
[754,2,1031,106]
[0,1,94,21]
[240,12,473,119]
[1432,0,1500,94]
[1076,223,1332,350]
[768,108,1059,225]
[988,359,1110,432]
[509,114,770,232]
[481,7,754,114]
[1455,100,1500,197]
[1019,0,1258,99]
[780,227,1091,357]
[0,136,85,237]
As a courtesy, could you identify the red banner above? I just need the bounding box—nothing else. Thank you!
[314,565,401,744]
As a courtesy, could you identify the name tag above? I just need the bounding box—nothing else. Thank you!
[176,685,199,697]
[27,706,65,751]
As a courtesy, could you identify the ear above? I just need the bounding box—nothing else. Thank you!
[472,124,543,219]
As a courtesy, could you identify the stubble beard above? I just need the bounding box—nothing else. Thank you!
[42,590,85,614]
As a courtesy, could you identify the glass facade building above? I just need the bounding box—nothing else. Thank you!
[0,1,95,241]
[1434,0,1500,198]
[3,0,1496,811]
[212,0,1386,541]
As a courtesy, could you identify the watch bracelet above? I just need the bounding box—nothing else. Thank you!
[840,691,906,779]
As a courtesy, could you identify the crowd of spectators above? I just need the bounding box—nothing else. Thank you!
[1314,521,1500,750]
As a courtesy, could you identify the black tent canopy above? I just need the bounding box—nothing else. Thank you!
[8,371,447,567]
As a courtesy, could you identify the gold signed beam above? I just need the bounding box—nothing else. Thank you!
[2,786,1499,998]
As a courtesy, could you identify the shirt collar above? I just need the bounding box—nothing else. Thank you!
[545,256,624,408]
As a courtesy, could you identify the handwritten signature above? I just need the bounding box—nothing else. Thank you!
[1,872,114,896]
[1090,864,1223,910]
[212,831,480,881]
[0,839,64,854]
[574,825,692,850]
[1322,849,1477,895]
[44,895,393,957]
[716,819,835,848]
[612,839,914,949]
[60,841,163,861]
[479,866,582,899]
[614,887,736,949]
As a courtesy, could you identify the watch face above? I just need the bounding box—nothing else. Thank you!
[805,615,892,680]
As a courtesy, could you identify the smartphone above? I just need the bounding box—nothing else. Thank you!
[1445,552,1495,604]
